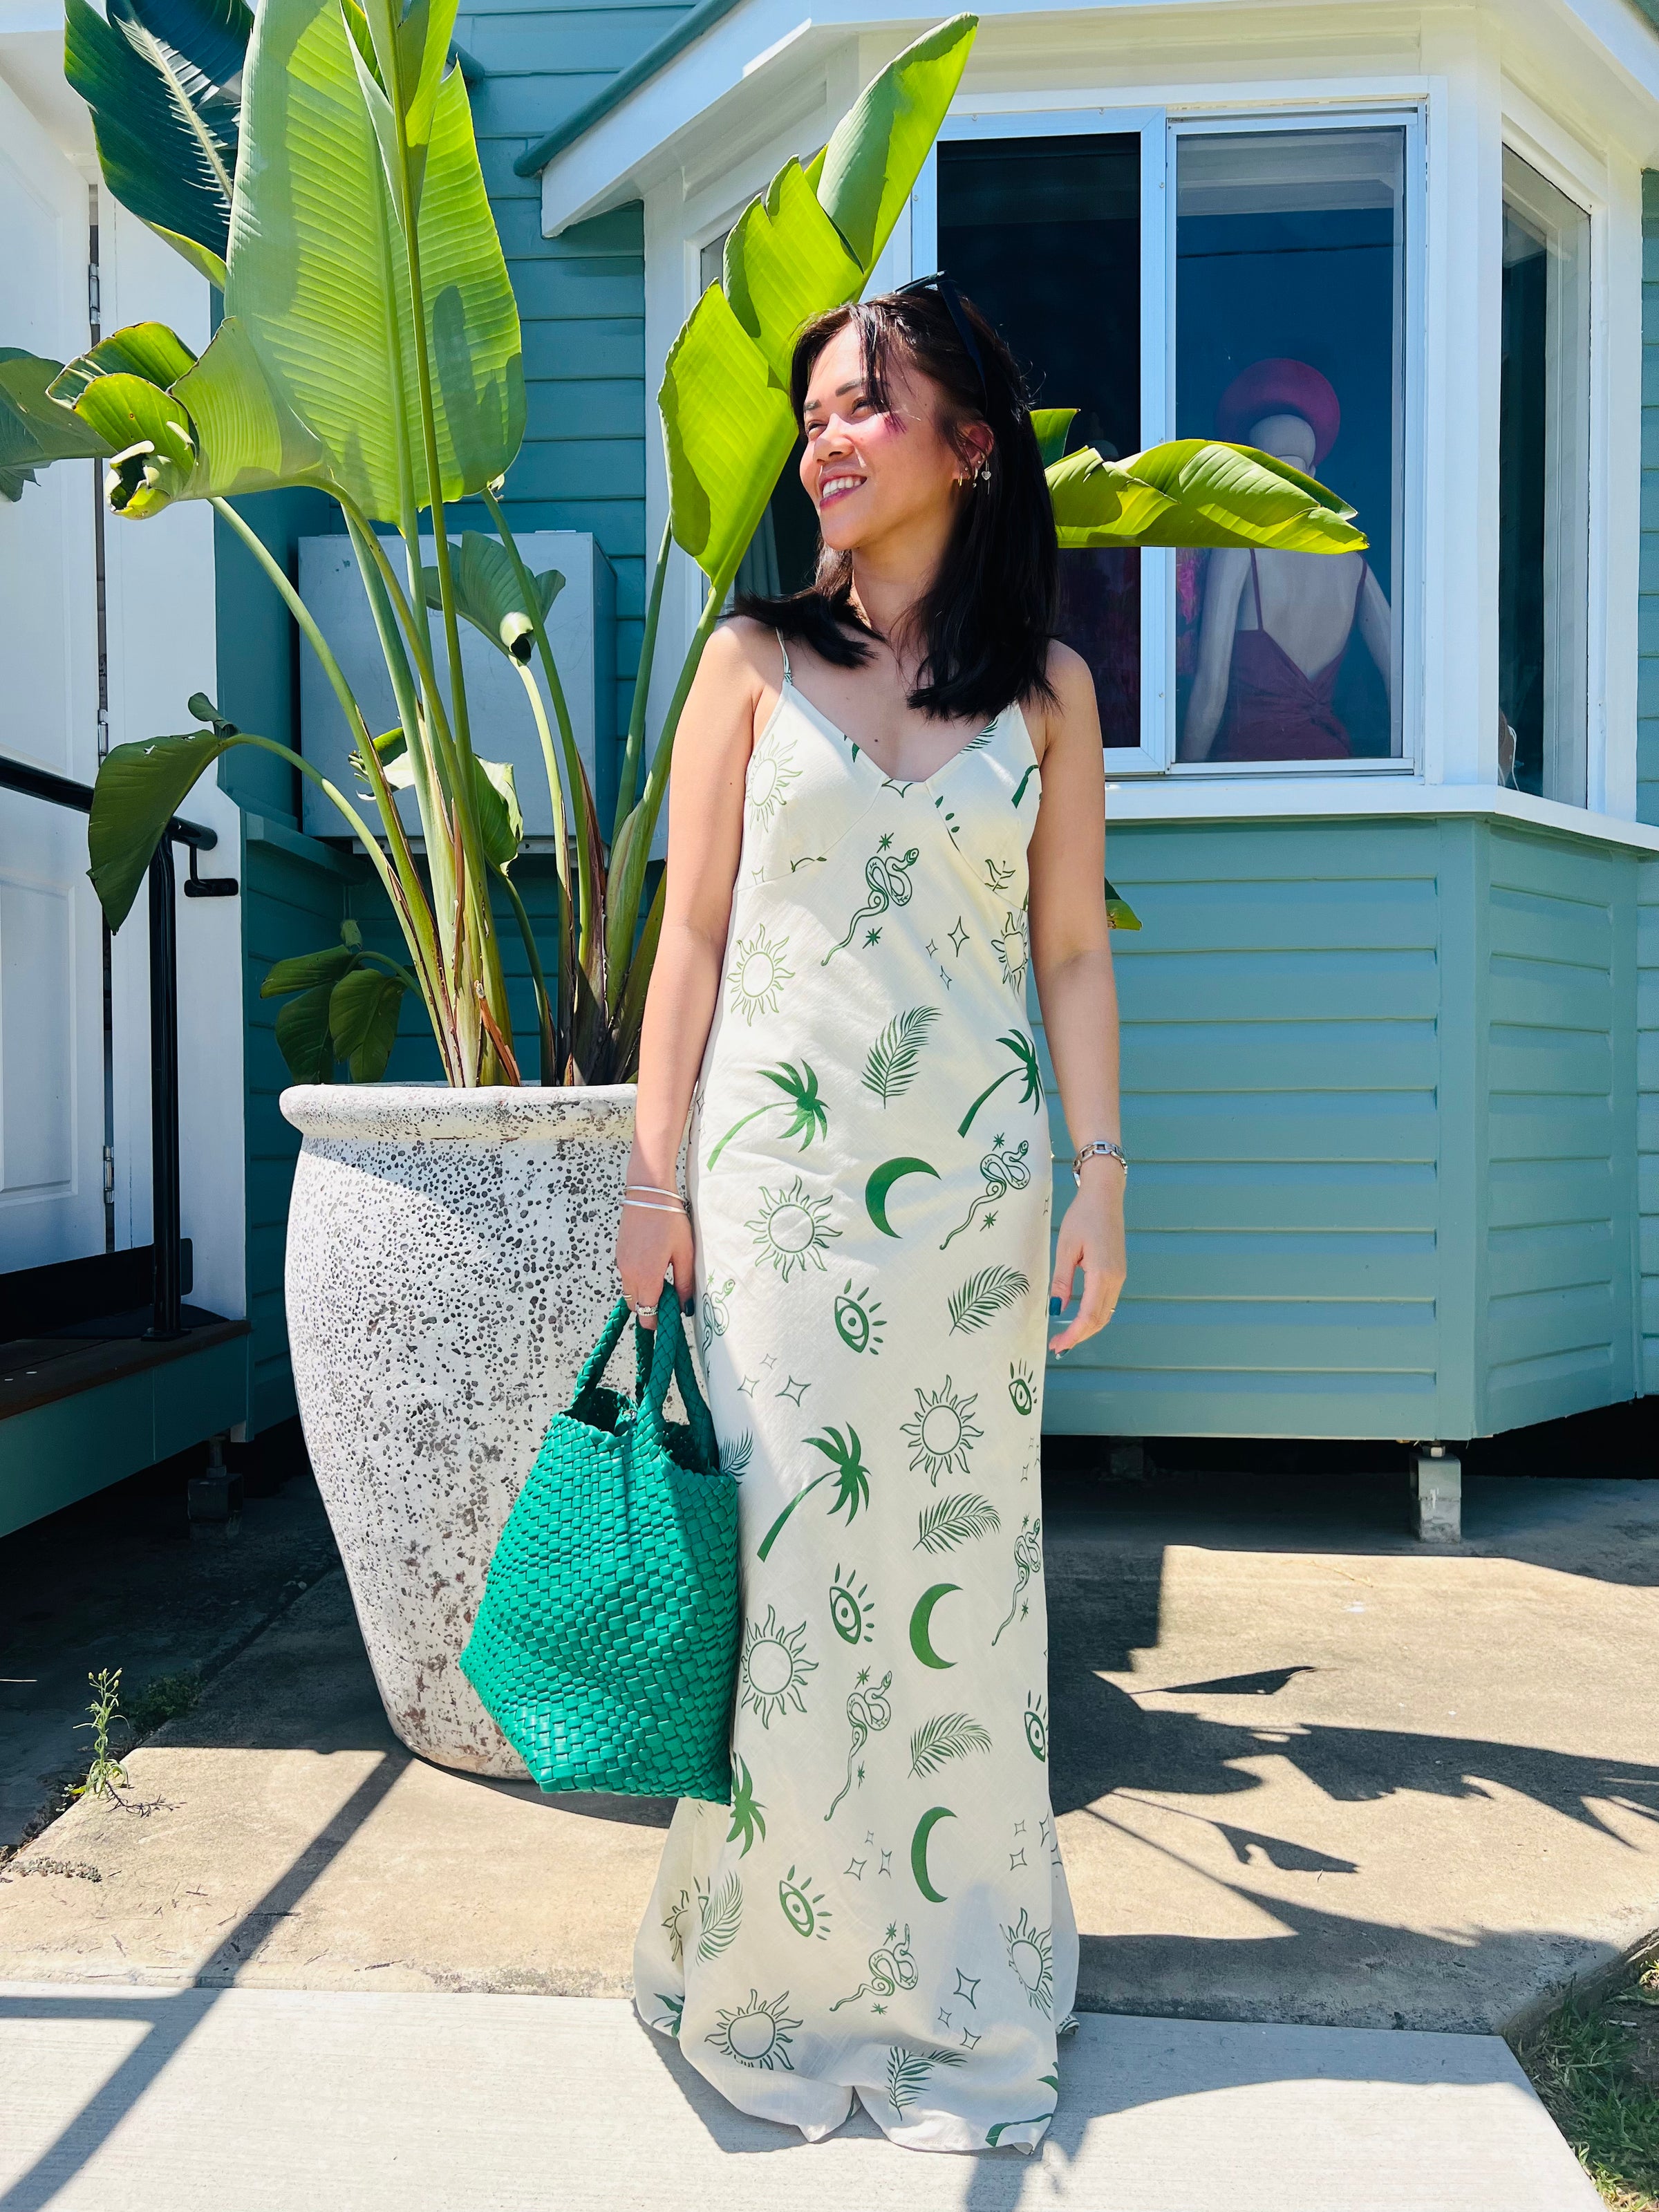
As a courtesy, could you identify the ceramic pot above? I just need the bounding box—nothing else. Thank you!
[279,1082,636,1775]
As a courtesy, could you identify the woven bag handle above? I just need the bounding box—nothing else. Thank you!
[638,1296,720,1471]
[572,1297,634,1405]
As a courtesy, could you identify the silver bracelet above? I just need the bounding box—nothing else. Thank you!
[1073,1139,1127,1186]
[621,1195,688,1216]
[626,1183,683,1199]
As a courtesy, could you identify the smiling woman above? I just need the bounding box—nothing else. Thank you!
[617,279,1127,2153]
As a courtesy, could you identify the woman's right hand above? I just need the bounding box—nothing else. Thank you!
[615,1185,695,1332]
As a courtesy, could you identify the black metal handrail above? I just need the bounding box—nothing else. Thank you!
[0,751,237,1340]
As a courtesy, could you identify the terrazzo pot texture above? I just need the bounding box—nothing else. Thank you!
[280,1082,637,1776]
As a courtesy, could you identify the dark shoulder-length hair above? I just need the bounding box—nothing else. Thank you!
[735,284,1058,724]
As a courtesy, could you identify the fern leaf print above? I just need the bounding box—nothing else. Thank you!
[863,1005,940,1105]
[642,654,1072,2146]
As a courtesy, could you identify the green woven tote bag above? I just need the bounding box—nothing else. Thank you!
[460,1295,739,1802]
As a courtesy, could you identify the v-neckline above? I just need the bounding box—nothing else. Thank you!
[780,674,1015,794]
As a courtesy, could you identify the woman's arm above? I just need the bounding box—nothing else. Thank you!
[1027,643,1127,1356]
[616,619,769,1326]
[1179,548,1249,761]
[1356,563,1394,715]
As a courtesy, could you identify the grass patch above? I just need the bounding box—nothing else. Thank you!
[1516,1958,1659,2209]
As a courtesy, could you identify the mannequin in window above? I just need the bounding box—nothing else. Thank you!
[1181,359,1392,762]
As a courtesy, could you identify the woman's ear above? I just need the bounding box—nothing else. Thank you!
[958,420,995,476]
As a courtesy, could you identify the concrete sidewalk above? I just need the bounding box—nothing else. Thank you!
[1,1470,1654,2035]
[0,1981,1599,2210]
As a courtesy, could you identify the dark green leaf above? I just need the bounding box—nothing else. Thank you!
[274,982,337,1082]
[88,729,238,929]
[422,534,563,663]
[1029,407,1076,467]
[328,966,406,1081]
[65,0,244,281]
[261,943,361,999]
[0,350,112,502]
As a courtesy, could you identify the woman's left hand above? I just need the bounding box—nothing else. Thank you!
[1048,1168,1127,1355]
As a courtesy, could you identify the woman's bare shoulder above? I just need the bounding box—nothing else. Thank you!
[711,615,785,686]
[1028,639,1101,758]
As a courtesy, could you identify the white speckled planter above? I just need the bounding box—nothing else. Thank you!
[280,1082,635,1776]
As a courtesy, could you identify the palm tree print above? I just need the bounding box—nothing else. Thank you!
[706,1061,829,1168]
[756,1425,872,1561]
[958,1031,1041,1136]
[823,836,919,965]
[727,1756,767,1854]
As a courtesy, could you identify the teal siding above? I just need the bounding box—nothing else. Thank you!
[1642,171,1659,827]
[462,0,690,748]
[1639,858,1659,1391]
[1042,815,1644,1441]
[1481,829,1638,1430]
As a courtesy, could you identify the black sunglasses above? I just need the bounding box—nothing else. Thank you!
[894,271,991,407]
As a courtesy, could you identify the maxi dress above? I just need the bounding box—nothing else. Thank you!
[633,644,1078,2153]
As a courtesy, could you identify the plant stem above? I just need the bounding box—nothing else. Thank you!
[208,498,453,1071]
[496,867,556,1085]
[512,659,574,1068]
[615,518,670,837]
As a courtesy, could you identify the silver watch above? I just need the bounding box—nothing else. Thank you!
[1072,1139,1127,1185]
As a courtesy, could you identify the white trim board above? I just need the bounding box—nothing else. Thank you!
[1103,774,1659,854]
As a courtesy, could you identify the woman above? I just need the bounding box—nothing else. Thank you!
[1180,358,1392,762]
[615,281,1125,2153]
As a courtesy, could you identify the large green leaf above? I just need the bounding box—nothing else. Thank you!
[228,0,524,521]
[48,322,198,408]
[261,939,361,998]
[811,14,976,271]
[422,532,563,662]
[72,372,200,518]
[1047,439,1366,553]
[658,15,978,592]
[274,983,339,1082]
[1030,407,1076,467]
[329,965,407,1080]
[64,0,248,286]
[88,729,238,926]
[0,350,111,502]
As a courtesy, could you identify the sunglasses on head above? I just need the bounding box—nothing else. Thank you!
[892,271,991,409]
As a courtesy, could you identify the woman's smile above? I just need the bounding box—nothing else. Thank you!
[816,469,866,510]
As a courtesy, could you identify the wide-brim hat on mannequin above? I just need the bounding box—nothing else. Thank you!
[1215,357,1340,465]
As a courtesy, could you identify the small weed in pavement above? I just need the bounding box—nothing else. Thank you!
[71,1669,130,1801]
[1517,1959,1659,2209]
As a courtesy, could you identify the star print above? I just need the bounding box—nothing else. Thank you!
[1021,1601,1030,1621]
[954,1971,980,2005]
[926,939,939,957]
[856,1763,865,1783]
[877,832,894,852]
[982,1213,997,1230]
[992,1134,1006,1148]
[776,1376,809,1405]
[872,2003,887,2015]
[1013,1821,1027,1835]
[937,2009,953,2031]
[760,1351,778,1370]
[948,919,969,955]
[1009,1848,1027,1870]
[938,968,953,990]
[1038,1819,1051,1847]
[864,1831,877,1847]
[846,1857,867,1880]
[737,1374,759,1398]
[864,927,881,947]
[879,1850,893,1877]
[959,2027,981,2050]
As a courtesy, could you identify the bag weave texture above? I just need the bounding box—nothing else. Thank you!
[461,1296,738,1801]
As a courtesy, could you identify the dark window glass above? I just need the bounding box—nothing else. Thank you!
[938,133,1141,747]
[1499,151,1588,805]
[1175,128,1404,765]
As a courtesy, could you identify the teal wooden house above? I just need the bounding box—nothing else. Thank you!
[5,0,1659,1538]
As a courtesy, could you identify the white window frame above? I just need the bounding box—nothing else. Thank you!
[1496,87,1615,818]
[914,99,1426,781]
[914,107,1170,778]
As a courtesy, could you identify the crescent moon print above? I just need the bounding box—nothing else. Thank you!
[865,1156,940,1237]
[911,1806,957,1904]
[639,680,1073,2145]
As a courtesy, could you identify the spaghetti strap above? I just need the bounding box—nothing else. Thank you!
[1352,556,1367,615]
[1248,547,1266,630]
[774,630,793,687]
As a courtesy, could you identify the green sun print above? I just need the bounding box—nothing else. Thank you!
[728,924,794,1024]
[748,1177,840,1281]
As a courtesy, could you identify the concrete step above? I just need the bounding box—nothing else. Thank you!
[0,1981,1597,2209]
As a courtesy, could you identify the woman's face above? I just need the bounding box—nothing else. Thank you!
[798,320,987,555]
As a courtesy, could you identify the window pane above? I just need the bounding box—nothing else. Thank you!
[1176,127,1405,765]
[938,134,1141,748]
[1500,151,1589,806]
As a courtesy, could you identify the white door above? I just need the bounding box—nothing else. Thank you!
[0,74,104,1273]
